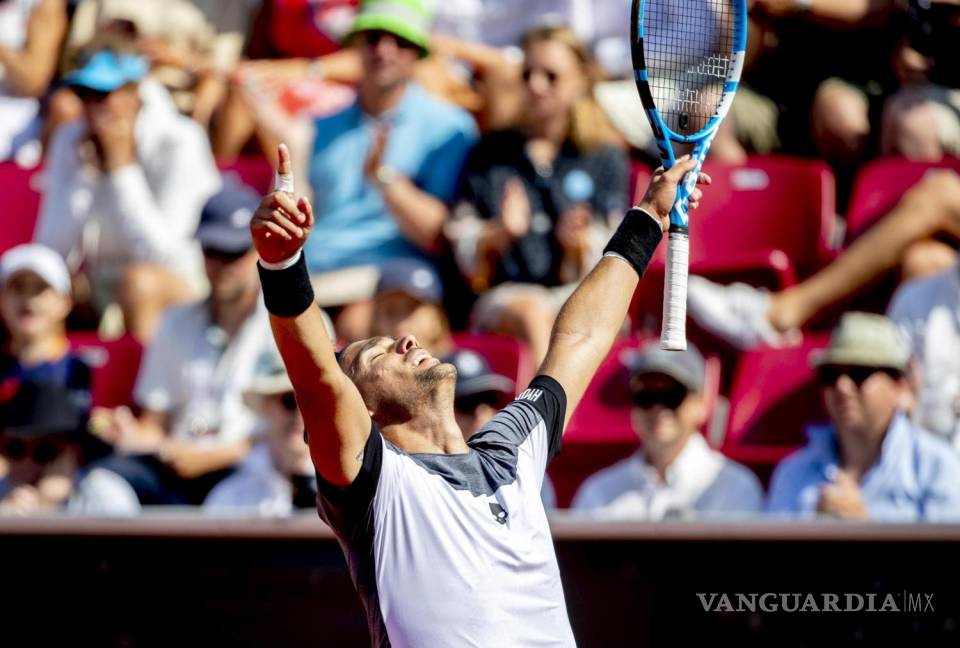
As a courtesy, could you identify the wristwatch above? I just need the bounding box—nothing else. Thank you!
[374,165,400,190]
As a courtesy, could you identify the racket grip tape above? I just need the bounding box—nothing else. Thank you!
[661,230,689,351]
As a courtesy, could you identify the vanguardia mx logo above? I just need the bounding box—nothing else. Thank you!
[697,592,935,613]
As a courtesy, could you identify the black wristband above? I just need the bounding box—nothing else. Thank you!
[602,207,664,277]
[257,253,316,317]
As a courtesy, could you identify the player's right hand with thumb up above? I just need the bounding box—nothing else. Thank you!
[251,143,315,264]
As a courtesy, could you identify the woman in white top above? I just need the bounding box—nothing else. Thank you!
[0,0,66,162]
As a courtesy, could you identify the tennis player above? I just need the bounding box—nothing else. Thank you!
[251,145,709,646]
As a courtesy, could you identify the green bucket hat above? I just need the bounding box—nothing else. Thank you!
[347,0,431,56]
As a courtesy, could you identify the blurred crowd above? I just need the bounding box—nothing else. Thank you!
[1,0,960,522]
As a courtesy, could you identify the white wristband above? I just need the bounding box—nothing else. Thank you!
[259,249,302,270]
[274,172,295,194]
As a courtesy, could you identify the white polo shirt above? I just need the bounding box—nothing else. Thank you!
[135,298,274,444]
[204,444,296,516]
[571,433,764,520]
[888,262,960,449]
[316,375,575,648]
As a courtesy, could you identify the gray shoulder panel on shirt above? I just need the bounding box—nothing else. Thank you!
[395,399,544,497]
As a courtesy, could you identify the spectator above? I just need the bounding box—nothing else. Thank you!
[204,348,317,516]
[0,244,91,413]
[444,348,514,438]
[744,1,958,174]
[0,0,67,163]
[767,312,960,521]
[448,25,627,362]
[427,0,636,132]
[881,0,960,160]
[888,259,960,451]
[444,347,556,507]
[749,0,902,169]
[371,258,453,358]
[428,0,630,76]
[35,48,221,341]
[0,380,139,516]
[685,169,960,350]
[300,0,477,340]
[62,0,245,124]
[173,0,263,126]
[213,0,362,158]
[572,344,763,520]
[95,182,273,505]
[220,4,527,157]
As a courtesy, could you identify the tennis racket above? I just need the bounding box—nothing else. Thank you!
[630,0,747,350]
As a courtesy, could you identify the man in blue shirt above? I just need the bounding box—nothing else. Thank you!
[767,312,960,521]
[304,0,477,316]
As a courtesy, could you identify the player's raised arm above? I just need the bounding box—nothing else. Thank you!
[251,144,371,486]
[538,157,710,428]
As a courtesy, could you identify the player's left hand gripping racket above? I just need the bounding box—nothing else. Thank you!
[630,0,747,350]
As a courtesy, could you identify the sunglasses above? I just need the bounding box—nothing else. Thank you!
[74,86,112,103]
[631,385,688,410]
[362,30,418,50]
[522,66,560,85]
[203,247,249,263]
[280,392,298,413]
[0,436,67,464]
[816,365,901,387]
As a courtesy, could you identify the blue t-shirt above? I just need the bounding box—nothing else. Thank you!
[305,83,478,274]
[0,350,92,415]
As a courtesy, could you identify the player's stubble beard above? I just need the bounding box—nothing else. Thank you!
[416,360,451,384]
[374,362,455,423]
[410,362,456,410]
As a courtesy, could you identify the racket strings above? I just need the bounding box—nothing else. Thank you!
[643,0,739,134]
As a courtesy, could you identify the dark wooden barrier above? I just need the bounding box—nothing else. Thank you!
[2,515,959,647]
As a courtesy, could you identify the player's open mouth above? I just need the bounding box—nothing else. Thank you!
[406,349,434,367]
[416,355,439,368]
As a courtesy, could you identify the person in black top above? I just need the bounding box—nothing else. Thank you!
[447,24,629,362]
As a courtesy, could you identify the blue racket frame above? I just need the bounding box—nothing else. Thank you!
[631,0,748,231]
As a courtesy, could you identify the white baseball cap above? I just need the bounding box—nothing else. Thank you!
[0,244,72,295]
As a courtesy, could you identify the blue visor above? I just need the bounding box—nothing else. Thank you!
[64,51,148,93]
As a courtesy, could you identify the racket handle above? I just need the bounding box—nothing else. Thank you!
[661,230,689,351]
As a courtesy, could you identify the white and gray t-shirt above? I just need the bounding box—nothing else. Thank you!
[316,375,575,648]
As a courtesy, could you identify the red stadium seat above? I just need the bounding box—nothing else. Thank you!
[837,157,960,316]
[69,333,143,409]
[0,162,42,254]
[631,156,836,335]
[845,156,960,243]
[722,333,831,483]
[217,157,275,195]
[548,335,721,507]
[451,332,535,395]
[635,155,836,279]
